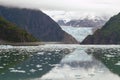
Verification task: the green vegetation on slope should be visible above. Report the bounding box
[81,13,120,44]
[0,16,38,42]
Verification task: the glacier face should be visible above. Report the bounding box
[60,26,93,42]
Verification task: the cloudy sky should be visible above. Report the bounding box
[0,0,120,20]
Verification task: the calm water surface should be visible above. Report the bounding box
[0,44,120,80]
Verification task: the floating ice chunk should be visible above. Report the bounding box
[10,69,26,73]
[0,45,13,49]
[39,68,43,71]
[9,68,15,70]
[30,69,36,73]
[105,54,114,58]
[37,52,44,55]
[36,65,42,68]
[0,66,3,69]
[115,61,120,65]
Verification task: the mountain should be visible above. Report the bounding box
[0,5,78,44]
[57,17,107,27]
[81,13,120,44]
[0,16,37,42]
[43,11,108,27]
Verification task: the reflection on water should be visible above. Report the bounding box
[0,45,120,80]
[86,48,120,76]
[0,46,70,80]
[41,48,120,80]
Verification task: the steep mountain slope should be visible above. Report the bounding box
[0,16,37,42]
[81,13,120,44]
[0,5,78,43]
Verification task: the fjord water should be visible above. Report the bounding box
[0,45,120,80]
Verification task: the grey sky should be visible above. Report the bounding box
[0,0,120,15]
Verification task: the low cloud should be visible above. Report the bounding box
[0,0,120,15]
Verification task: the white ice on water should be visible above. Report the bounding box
[115,61,120,65]
[37,46,120,80]
[0,44,120,80]
[0,45,13,49]
[0,44,120,52]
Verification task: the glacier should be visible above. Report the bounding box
[60,26,93,42]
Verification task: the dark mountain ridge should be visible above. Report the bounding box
[0,5,78,44]
[81,13,120,44]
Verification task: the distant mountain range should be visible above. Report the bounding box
[57,17,108,27]
[81,13,120,44]
[0,5,78,44]
[43,11,109,28]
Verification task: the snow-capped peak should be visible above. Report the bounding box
[43,10,110,22]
